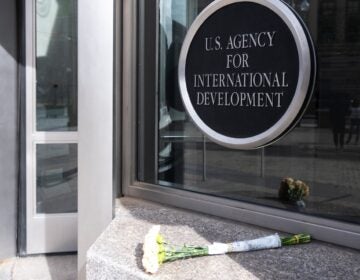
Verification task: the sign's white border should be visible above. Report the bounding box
[178,0,312,149]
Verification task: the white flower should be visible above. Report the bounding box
[142,225,161,274]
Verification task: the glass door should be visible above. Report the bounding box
[25,0,78,254]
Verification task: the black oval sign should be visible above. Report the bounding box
[179,0,316,149]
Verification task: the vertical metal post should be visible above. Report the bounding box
[202,135,206,181]
[261,148,265,177]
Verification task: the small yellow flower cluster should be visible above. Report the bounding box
[278,177,310,202]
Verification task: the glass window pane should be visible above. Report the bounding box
[36,0,77,131]
[138,0,360,225]
[36,144,77,214]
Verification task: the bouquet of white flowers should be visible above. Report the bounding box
[142,225,311,274]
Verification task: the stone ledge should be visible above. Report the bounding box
[86,197,360,280]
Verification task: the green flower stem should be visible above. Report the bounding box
[159,234,311,265]
[163,245,209,263]
[281,234,311,246]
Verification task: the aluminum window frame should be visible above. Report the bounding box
[121,0,360,250]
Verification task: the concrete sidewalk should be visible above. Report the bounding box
[0,254,77,280]
[2,198,359,280]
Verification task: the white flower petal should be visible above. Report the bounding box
[142,225,161,274]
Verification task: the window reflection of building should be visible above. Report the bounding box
[36,0,77,131]
[315,0,360,129]
[150,0,360,225]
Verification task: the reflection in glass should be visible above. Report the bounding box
[36,0,77,131]
[36,144,77,213]
[138,0,360,225]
